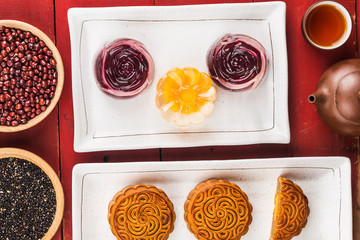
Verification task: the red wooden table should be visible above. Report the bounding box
[0,0,359,239]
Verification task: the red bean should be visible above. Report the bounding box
[0,26,58,126]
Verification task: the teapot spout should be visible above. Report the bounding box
[308,90,326,105]
[308,94,317,104]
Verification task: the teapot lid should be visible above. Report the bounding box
[336,71,360,123]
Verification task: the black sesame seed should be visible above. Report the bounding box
[0,157,56,240]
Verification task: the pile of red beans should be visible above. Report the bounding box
[0,26,58,127]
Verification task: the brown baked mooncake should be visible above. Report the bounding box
[108,184,176,240]
[270,177,310,240]
[184,179,252,240]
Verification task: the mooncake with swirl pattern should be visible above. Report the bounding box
[270,177,310,240]
[108,184,175,240]
[184,179,252,240]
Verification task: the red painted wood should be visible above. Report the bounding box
[0,0,55,38]
[0,0,358,239]
[55,1,158,239]
[155,0,250,5]
[0,0,62,239]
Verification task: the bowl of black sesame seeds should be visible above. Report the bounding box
[0,20,64,132]
[0,148,64,240]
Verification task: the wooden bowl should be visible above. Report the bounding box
[0,148,64,240]
[0,20,64,132]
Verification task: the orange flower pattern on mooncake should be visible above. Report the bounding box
[108,185,175,240]
[184,179,252,240]
[270,177,310,240]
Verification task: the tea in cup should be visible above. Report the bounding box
[302,1,352,50]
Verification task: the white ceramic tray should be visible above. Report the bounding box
[68,2,289,152]
[72,157,352,240]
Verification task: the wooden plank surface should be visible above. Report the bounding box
[0,0,357,239]
[0,0,62,239]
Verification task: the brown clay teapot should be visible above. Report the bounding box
[308,58,360,136]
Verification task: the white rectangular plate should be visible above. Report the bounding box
[72,157,352,240]
[68,2,289,152]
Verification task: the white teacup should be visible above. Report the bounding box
[302,1,352,50]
